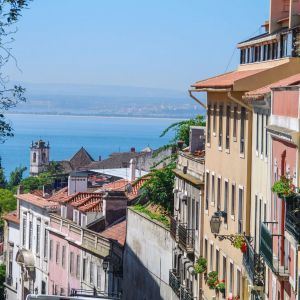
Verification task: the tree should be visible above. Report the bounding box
[7,165,26,189]
[0,188,16,229]
[0,0,32,142]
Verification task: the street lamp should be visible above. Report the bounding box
[210,214,221,235]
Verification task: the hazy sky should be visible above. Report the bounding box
[5,0,269,90]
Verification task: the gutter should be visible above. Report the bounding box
[227,91,253,111]
[188,89,207,110]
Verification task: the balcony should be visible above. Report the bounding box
[180,286,194,300]
[243,237,264,287]
[260,223,289,280]
[284,194,300,241]
[6,276,12,286]
[178,224,195,253]
[170,216,178,242]
[169,269,180,296]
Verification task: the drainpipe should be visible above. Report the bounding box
[188,90,207,110]
[227,91,253,112]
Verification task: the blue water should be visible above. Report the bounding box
[0,114,180,177]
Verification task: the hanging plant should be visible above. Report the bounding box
[232,235,245,249]
[215,280,226,292]
[241,242,247,253]
[206,271,218,289]
[272,175,295,198]
[194,257,207,274]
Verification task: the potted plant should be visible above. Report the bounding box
[232,235,247,253]
[206,271,218,290]
[194,257,207,274]
[272,175,295,198]
[215,280,225,292]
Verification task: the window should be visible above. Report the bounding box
[90,262,94,284]
[36,222,41,255]
[83,258,87,281]
[213,104,217,133]
[215,248,220,273]
[196,201,199,231]
[240,107,246,154]
[261,115,264,155]
[226,106,230,149]
[41,281,46,295]
[236,269,241,297]
[272,42,278,59]
[81,215,87,227]
[211,174,215,204]
[207,105,211,143]
[69,252,74,275]
[204,239,208,259]
[238,188,243,233]
[229,262,234,294]
[49,240,53,261]
[219,105,223,147]
[29,221,33,250]
[231,184,235,216]
[33,152,36,163]
[76,255,80,279]
[222,256,227,290]
[210,244,214,271]
[254,195,258,240]
[22,214,27,246]
[97,266,101,288]
[44,228,48,259]
[256,114,259,152]
[62,246,66,268]
[265,115,268,157]
[284,239,290,270]
[205,173,209,210]
[224,181,228,224]
[61,206,67,218]
[233,107,237,139]
[56,243,60,264]
[217,177,221,211]
[73,210,79,224]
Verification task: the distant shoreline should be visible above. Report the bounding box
[7,112,188,120]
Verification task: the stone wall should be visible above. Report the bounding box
[122,208,178,300]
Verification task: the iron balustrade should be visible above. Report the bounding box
[284,194,300,242]
[260,222,289,278]
[178,224,195,253]
[243,236,264,287]
[169,269,180,296]
[170,216,178,242]
[70,288,121,299]
[180,285,194,300]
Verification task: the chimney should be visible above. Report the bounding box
[129,158,136,182]
[68,173,88,196]
[130,147,136,153]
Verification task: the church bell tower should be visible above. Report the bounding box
[30,140,50,176]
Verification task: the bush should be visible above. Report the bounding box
[194,257,207,274]
[272,175,295,197]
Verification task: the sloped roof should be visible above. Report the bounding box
[18,194,58,210]
[3,210,20,224]
[126,176,150,201]
[244,73,300,100]
[69,147,94,169]
[192,69,264,89]
[87,152,139,169]
[101,219,127,246]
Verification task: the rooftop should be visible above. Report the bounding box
[2,210,20,224]
[18,193,58,210]
[90,168,148,180]
[101,219,127,247]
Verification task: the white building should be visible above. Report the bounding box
[30,140,50,176]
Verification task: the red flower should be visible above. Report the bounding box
[241,242,247,253]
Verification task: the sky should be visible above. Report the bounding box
[4,0,269,91]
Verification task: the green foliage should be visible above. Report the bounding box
[133,204,170,227]
[160,115,206,148]
[0,167,6,188]
[0,264,5,300]
[194,257,207,274]
[0,188,16,229]
[140,165,175,212]
[45,161,63,176]
[206,271,218,289]
[272,175,295,197]
[232,235,245,249]
[7,166,26,189]
[215,280,225,292]
[20,172,54,193]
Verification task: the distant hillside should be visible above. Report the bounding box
[11,83,206,118]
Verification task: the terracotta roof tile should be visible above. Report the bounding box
[126,176,150,201]
[2,210,20,224]
[49,187,70,202]
[244,73,300,100]
[101,179,129,192]
[192,69,264,89]
[18,194,58,210]
[101,220,127,246]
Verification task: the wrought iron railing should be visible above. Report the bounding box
[243,236,264,287]
[70,288,121,299]
[169,269,180,296]
[178,224,195,253]
[170,216,178,242]
[284,194,300,242]
[180,285,194,300]
[260,222,289,278]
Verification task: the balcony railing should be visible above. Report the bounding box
[243,236,264,287]
[178,224,195,253]
[169,269,180,296]
[284,194,300,242]
[170,216,178,242]
[180,285,194,300]
[6,276,12,286]
[260,222,289,279]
